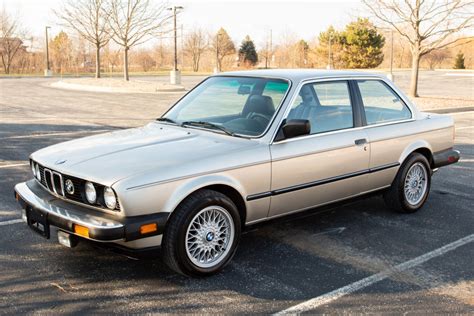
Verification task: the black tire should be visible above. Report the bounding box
[162,189,241,277]
[383,153,431,213]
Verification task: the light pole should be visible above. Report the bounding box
[327,32,332,70]
[44,26,52,77]
[167,6,183,84]
[215,32,220,73]
[389,29,394,81]
[269,29,272,69]
[379,27,395,81]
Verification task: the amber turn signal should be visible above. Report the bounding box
[74,224,90,238]
[140,223,157,235]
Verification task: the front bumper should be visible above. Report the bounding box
[14,180,169,242]
[432,148,460,168]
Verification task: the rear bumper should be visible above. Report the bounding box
[432,148,460,168]
[14,180,169,242]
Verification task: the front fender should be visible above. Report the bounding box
[160,174,248,216]
[115,172,250,217]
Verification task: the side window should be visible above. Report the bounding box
[357,80,411,125]
[288,81,353,134]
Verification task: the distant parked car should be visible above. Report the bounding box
[15,69,460,276]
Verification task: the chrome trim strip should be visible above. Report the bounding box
[246,162,400,201]
[52,171,65,196]
[44,168,52,191]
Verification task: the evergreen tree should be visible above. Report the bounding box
[453,52,465,69]
[239,35,258,67]
[341,18,385,68]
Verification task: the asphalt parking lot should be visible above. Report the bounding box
[0,74,473,313]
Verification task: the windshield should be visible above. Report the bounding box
[162,76,290,137]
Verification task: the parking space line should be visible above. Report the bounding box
[0,218,23,226]
[0,163,28,169]
[275,233,474,315]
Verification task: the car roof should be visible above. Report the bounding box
[214,69,386,82]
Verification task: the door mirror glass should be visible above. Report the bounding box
[276,119,311,141]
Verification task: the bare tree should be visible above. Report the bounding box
[259,30,273,69]
[184,28,207,72]
[0,8,27,74]
[424,49,448,70]
[109,0,169,81]
[103,44,121,73]
[363,0,473,97]
[56,0,111,78]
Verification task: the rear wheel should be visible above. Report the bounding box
[383,153,431,213]
[162,189,241,276]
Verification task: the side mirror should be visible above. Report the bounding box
[275,119,311,141]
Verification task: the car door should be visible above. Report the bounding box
[268,80,371,217]
[354,79,415,191]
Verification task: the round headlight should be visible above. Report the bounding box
[103,187,117,209]
[85,182,97,204]
[35,163,41,181]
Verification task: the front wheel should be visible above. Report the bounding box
[383,153,431,213]
[162,189,241,276]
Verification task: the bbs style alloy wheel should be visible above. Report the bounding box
[162,189,241,276]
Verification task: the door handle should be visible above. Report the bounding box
[354,138,367,146]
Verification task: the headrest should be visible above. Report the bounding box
[242,95,275,116]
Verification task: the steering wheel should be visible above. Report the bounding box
[247,112,270,125]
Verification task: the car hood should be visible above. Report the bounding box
[32,122,260,186]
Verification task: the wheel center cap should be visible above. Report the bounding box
[412,180,418,188]
[206,232,214,242]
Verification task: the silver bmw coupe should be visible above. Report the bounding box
[15,70,460,276]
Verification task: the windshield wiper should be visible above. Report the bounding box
[181,121,236,137]
[156,117,178,125]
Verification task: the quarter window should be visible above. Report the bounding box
[357,80,411,125]
[288,81,353,134]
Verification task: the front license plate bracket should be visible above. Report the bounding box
[27,206,50,239]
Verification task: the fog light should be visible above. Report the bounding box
[58,231,78,248]
[74,224,90,238]
[140,223,157,235]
